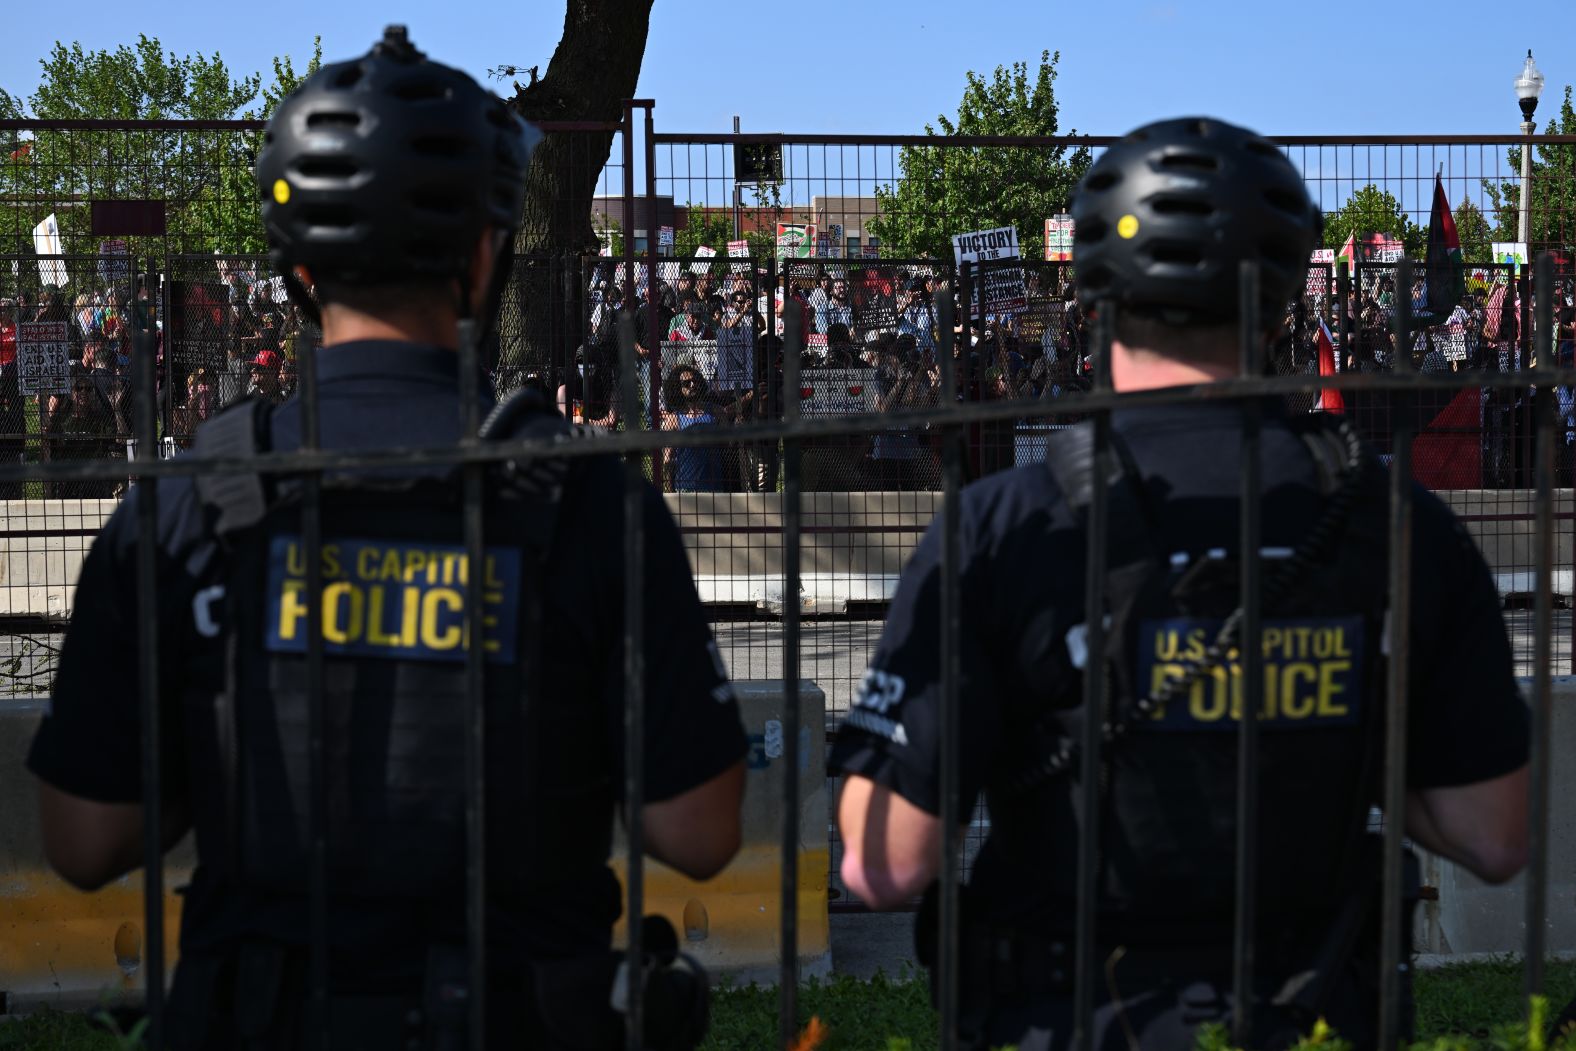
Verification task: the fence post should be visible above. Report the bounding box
[134,253,166,1051]
[779,298,804,1045]
[936,278,962,1051]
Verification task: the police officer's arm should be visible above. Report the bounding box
[837,776,945,910]
[1405,768,1529,884]
[612,476,748,882]
[34,786,189,892]
[831,500,1002,910]
[640,761,746,880]
[1402,492,1533,885]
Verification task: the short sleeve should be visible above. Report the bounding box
[27,483,200,805]
[621,482,747,802]
[829,510,1004,817]
[1405,491,1530,788]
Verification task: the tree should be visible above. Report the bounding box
[1453,199,1493,264]
[1321,184,1424,257]
[499,0,656,370]
[867,51,1092,262]
[0,36,320,256]
[1483,85,1576,256]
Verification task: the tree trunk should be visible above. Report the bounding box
[499,0,653,380]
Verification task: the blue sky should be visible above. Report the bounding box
[4,0,1572,138]
[3,1,1574,225]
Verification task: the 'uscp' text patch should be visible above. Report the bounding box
[265,536,522,663]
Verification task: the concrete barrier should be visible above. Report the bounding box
[610,680,831,985]
[0,679,828,1009]
[1414,676,1576,959]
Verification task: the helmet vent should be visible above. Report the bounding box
[295,157,359,179]
[302,205,355,229]
[390,78,449,102]
[307,111,361,130]
[410,189,465,215]
[1084,170,1121,192]
[1147,243,1204,266]
[1151,197,1213,217]
[1158,152,1219,172]
[411,134,470,158]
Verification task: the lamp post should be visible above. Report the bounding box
[1515,50,1545,250]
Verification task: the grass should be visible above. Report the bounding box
[4,961,1576,1050]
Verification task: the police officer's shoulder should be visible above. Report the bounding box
[954,463,1073,554]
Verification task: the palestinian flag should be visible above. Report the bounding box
[1315,320,1344,414]
[1423,175,1465,322]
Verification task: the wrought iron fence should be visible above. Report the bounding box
[2,110,1575,1048]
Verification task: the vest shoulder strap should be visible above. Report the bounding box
[192,398,274,540]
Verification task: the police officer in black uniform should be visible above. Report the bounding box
[832,117,1530,1050]
[29,28,746,1049]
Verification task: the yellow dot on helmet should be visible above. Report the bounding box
[272,179,291,205]
[1117,215,1140,240]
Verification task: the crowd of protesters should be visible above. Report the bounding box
[534,254,1576,492]
[2,252,1571,500]
[0,266,316,499]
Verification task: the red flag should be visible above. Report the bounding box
[1316,320,1344,414]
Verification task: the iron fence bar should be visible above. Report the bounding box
[621,103,637,355]
[1336,261,1349,373]
[458,315,489,1050]
[1378,258,1416,1050]
[10,360,1576,484]
[936,279,962,1051]
[779,298,805,1046]
[618,308,646,1051]
[1525,253,1557,1003]
[648,131,1576,148]
[133,256,165,1051]
[1073,300,1116,1050]
[1231,262,1264,1044]
[297,290,329,1049]
[643,102,661,482]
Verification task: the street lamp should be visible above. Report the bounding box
[1515,49,1545,248]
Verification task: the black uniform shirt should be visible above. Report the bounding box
[29,340,746,970]
[831,398,1529,929]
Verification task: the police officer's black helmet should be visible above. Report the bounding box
[1070,117,1322,326]
[255,26,541,290]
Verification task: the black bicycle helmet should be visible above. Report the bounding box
[255,25,540,290]
[1070,117,1321,325]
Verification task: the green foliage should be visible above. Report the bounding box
[1483,86,1576,253]
[0,35,322,255]
[1455,200,1495,265]
[868,50,1091,261]
[701,970,938,1050]
[1322,184,1425,256]
[674,208,732,259]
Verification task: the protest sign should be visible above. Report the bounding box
[816,234,831,256]
[170,280,233,378]
[727,239,752,274]
[864,237,881,260]
[1439,323,1470,363]
[33,214,67,289]
[16,321,70,396]
[691,245,717,274]
[98,240,130,288]
[850,267,898,337]
[776,223,816,260]
[800,367,878,416]
[658,226,674,249]
[829,224,844,259]
[1491,242,1528,270]
[953,226,1027,318]
[1043,215,1074,262]
[1309,249,1335,266]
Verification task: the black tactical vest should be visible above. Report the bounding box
[183,396,612,903]
[1002,413,1391,931]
